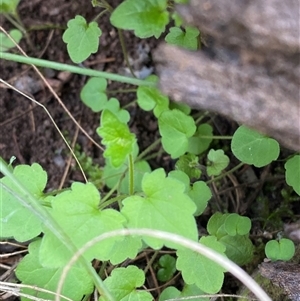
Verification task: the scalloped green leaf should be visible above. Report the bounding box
[97,110,136,168]
[121,168,198,249]
[137,75,169,117]
[99,266,153,301]
[176,236,226,294]
[105,98,130,123]
[110,0,169,38]
[159,109,196,158]
[16,239,93,301]
[62,15,101,63]
[224,213,251,236]
[39,182,127,267]
[206,149,229,176]
[80,77,107,112]
[265,238,295,261]
[0,29,22,52]
[285,155,300,196]
[0,163,47,242]
[165,26,200,50]
[231,125,280,167]
[157,254,176,282]
[187,123,213,155]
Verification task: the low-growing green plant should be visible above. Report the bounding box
[1,0,299,300]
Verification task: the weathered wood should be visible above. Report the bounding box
[154,0,300,151]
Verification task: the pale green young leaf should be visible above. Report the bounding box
[62,15,101,63]
[165,26,200,50]
[99,266,153,301]
[265,238,295,261]
[231,125,280,167]
[284,155,300,195]
[0,0,20,14]
[187,123,213,155]
[110,0,169,38]
[105,98,130,123]
[0,163,47,242]
[80,77,107,112]
[169,101,191,115]
[137,75,169,117]
[206,149,229,176]
[121,168,198,249]
[159,109,196,158]
[16,239,93,301]
[176,236,226,293]
[175,153,201,179]
[0,29,22,52]
[207,212,228,238]
[168,170,190,192]
[224,213,251,236]
[39,182,127,267]
[188,181,212,216]
[171,12,184,27]
[97,110,136,168]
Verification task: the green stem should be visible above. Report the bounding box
[206,162,244,184]
[199,135,233,140]
[0,159,115,301]
[128,153,135,195]
[0,52,156,87]
[92,9,108,22]
[136,138,162,161]
[3,13,26,34]
[99,195,127,211]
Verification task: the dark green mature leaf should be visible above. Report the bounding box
[121,168,198,249]
[0,163,47,241]
[285,155,300,195]
[231,125,280,167]
[157,254,176,282]
[110,0,169,38]
[63,15,101,63]
[16,239,93,301]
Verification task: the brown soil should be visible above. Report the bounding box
[0,1,299,301]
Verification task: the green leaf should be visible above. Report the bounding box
[99,266,153,301]
[0,163,47,242]
[121,168,198,249]
[105,98,130,123]
[219,235,253,265]
[39,182,127,267]
[157,254,176,282]
[159,109,196,158]
[285,155,300,195]
[0,0,20,14]
[165,26,200,50]
[187,123,213,155]
[110,0,169,38]
[231,125,280,167]
[0,29,22,52]
[97,110,136,168]
[168,170,190,192]
[175,153,201,179]
[176,236,226,294]
[80,77,107,112]
[224,213,251,236]
[16,239,93,301]
[137,75,169,117]
[206,149,229,176]
[188,181,212,216]
[265,238,295,261]
[207,212,228,238]
[62,15,101,63]
[169,101,191,115]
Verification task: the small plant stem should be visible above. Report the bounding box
[92,9,108,22]
[117,28,136,78]
[206,162,244,184]
[4,13,26,34]
[199,135,233,140]
[0,52,157,87]
[99,195,127,211]
[100,182,120,205]
[144,250,159,274]
[136,138,162,161]
[123,99,137,109]
[128,153,135,195]
[194,111,210,124]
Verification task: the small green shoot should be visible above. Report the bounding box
[231,125,280,167]
[265,238,295,261]
[110,0,169,38]
[284,155,300,195]
[165,26,200,50]
[63,15,102,63]
[0,29,22,51]
[157,254,176,282]
[175,153,201,179]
